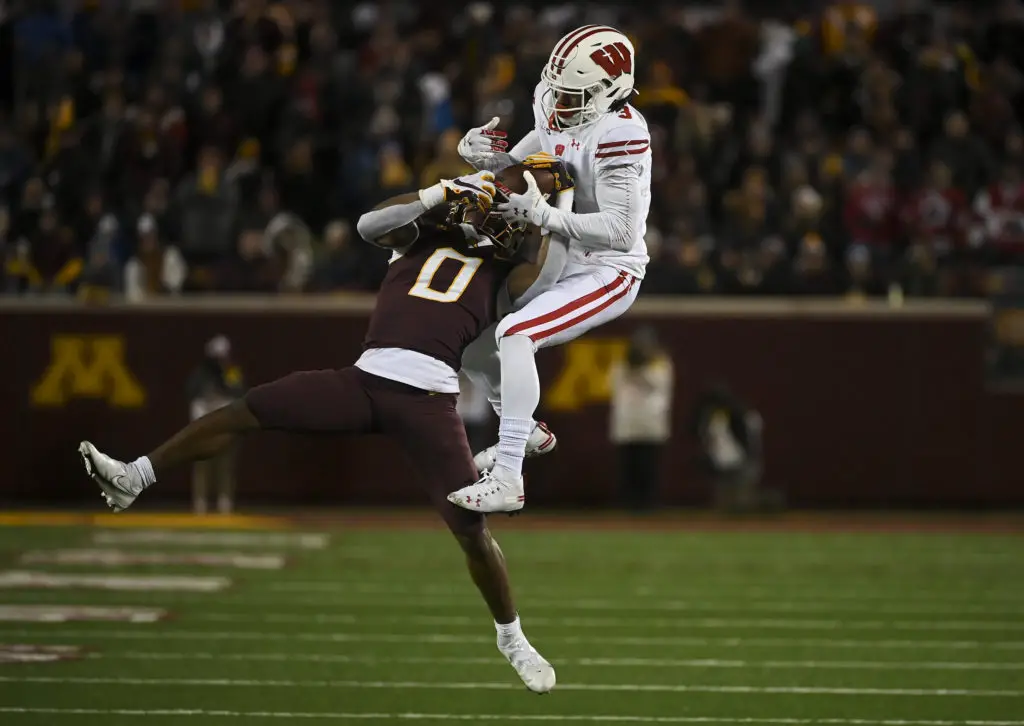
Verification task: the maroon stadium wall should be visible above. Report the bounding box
[1,297,1019,509]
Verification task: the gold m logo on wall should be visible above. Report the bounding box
[31,335,146,408]
[546,338,628,411]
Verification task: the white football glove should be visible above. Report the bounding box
[497,171,551,227]
[457,117,509,169]
[420,170,497,212]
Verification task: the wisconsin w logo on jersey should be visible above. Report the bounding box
[590,42,632,77]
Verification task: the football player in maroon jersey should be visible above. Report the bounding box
[78,162,571,694]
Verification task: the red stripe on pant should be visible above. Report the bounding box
[505,273,635,342]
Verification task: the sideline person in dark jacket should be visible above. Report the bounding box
[186,335,246,515]
[691,382,783,513]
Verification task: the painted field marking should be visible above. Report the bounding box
[251,578,1024,605]
[0,709,1022,725]
[19,549,286,570]
[0,513,288,529]
[2,628,1020,650]
[626,586,1024,604]
[1,675,1023,697]
[195,611,1024,632]
[22,591,1024,619]
[0,571,230,592]
[92,530,329,549]
[333,551,1024,567]
[244,589,1024,617]
[103,651,1024,671]
[0,645,83,664]
[0,606,167,623]
[262,578,1024,602]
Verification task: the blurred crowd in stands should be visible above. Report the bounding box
[2,0,1024,301]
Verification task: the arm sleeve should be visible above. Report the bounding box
[538,124,650,252]
[356,201,427,244]
[541,164,643,252]
[475,130,543,172]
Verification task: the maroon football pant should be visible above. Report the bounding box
[245,367,483,534]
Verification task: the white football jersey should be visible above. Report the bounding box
[530,81,651,278]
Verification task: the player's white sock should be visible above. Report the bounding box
[493,335,539,479]
[129,456,157,489]
[496,615,524,648]
[495,418,532,480]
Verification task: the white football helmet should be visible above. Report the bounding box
[540,25,636,130]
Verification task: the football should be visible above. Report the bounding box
[496,165,557,200]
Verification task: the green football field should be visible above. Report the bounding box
[0,515,1022,725]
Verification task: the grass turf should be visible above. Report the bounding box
[0,517,1021,725]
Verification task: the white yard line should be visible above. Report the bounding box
[18,550,286,570]
[105,651,1024,671]
[26,589,1022,617]
[194,612,1024,632]
[0,571,230,592]
[0,708,1022,724]
[0,605,167,623]
[258,588,1024,616]
[1,628,1019,650]
[91,531,329,549]
[1,676,1022,697]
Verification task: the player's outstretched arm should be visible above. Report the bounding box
[356,192,425,249]
[459,118,543,172]
[356,172,496,249]
[498,128,650,253]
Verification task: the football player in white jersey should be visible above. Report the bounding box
[447,25,652,514]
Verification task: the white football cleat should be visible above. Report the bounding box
[500,637,556,694]
[473,422,557,474]
[78,442,142,513]
[447,470,525,514]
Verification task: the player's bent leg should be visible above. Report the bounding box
[461,324,505,418]
[451,268,637,512]
[377,385,554,693]
[81,368,375,513]
[463,323,558,477]
[446,514,555,694]
[80,400,259,513]
[503,268,640,351]
[449,334,533,513]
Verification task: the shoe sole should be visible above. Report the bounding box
[78,442,131,513]
[500,652,555,694]
[78,442,95,477]
[447,496,524,516]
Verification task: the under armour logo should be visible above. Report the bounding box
[571,139,581,150]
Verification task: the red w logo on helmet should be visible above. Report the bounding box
[590,42,632,77]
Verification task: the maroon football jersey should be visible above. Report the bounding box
[363,224,514,372]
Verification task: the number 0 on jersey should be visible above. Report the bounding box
[408,248,484,304]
